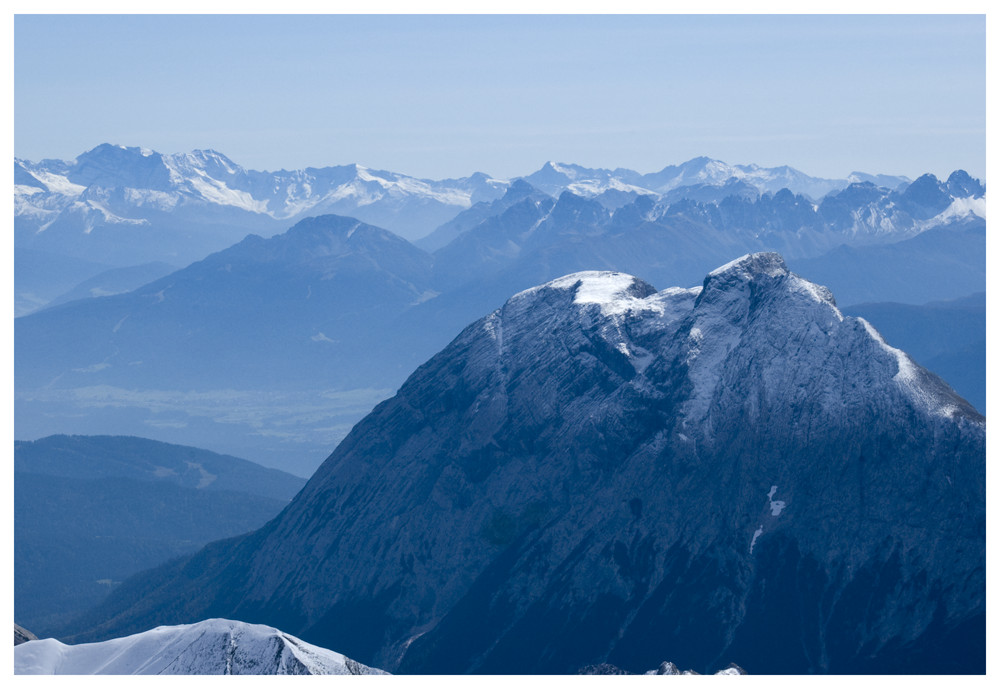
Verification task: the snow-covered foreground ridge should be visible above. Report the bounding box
[14,618,389,675]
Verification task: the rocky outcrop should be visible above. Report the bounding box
[15,624,37,646]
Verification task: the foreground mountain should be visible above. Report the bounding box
[67,255,984,674]
[15,619,387,675]
[15,435,307,635]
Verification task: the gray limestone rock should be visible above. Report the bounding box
[73,254,984,675]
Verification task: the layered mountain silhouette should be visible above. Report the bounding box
[16,163,985,474]
[15,435,306,635]
[16,214,434,392]
[65,256,985,674]
[15,144,507,261]
[14,145,930,307]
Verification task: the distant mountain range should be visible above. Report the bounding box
[520,157,911,203]
[15,146,982,315]
[15,144,923,281]
[15,144,507,269]
[64,257,984,674]
[16,162,984,474]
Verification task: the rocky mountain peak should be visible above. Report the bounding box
[704,250,789,283]
[70,143,172,190]
[945,169,985,198]
[695,252,836,316]
[503,177,540,200]
[57,255,986,675]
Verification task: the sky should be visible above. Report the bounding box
[13,12,987,182]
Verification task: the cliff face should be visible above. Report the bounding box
[76,254,985,674]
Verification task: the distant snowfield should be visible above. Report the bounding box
[926,195,986,225]
[14,618,388,675]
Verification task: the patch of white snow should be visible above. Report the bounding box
[767,485,786,516]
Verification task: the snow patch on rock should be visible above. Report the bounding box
[858,318,961,418]
[768,485,786,516]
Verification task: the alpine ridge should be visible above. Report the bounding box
[15,145,938,278]
[70,254,985,675]
[15,619,387,675]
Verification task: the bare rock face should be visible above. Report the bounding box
[77,253,985,674]
[15,624,37,646]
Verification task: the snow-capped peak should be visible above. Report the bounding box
[496,254,977,430]
[707,251,789,280]
[513,270,659,317]
[14,618,388,675]
[552,271,652,313]
[706,252,838,310]
[923,196,987,227]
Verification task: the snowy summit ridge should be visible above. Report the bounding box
[14,618,387,675]
[515,270,658,315]
[499,253,971,424]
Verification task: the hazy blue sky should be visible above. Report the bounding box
[14,14,985,181]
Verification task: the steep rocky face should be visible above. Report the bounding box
[75,254,984,674]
